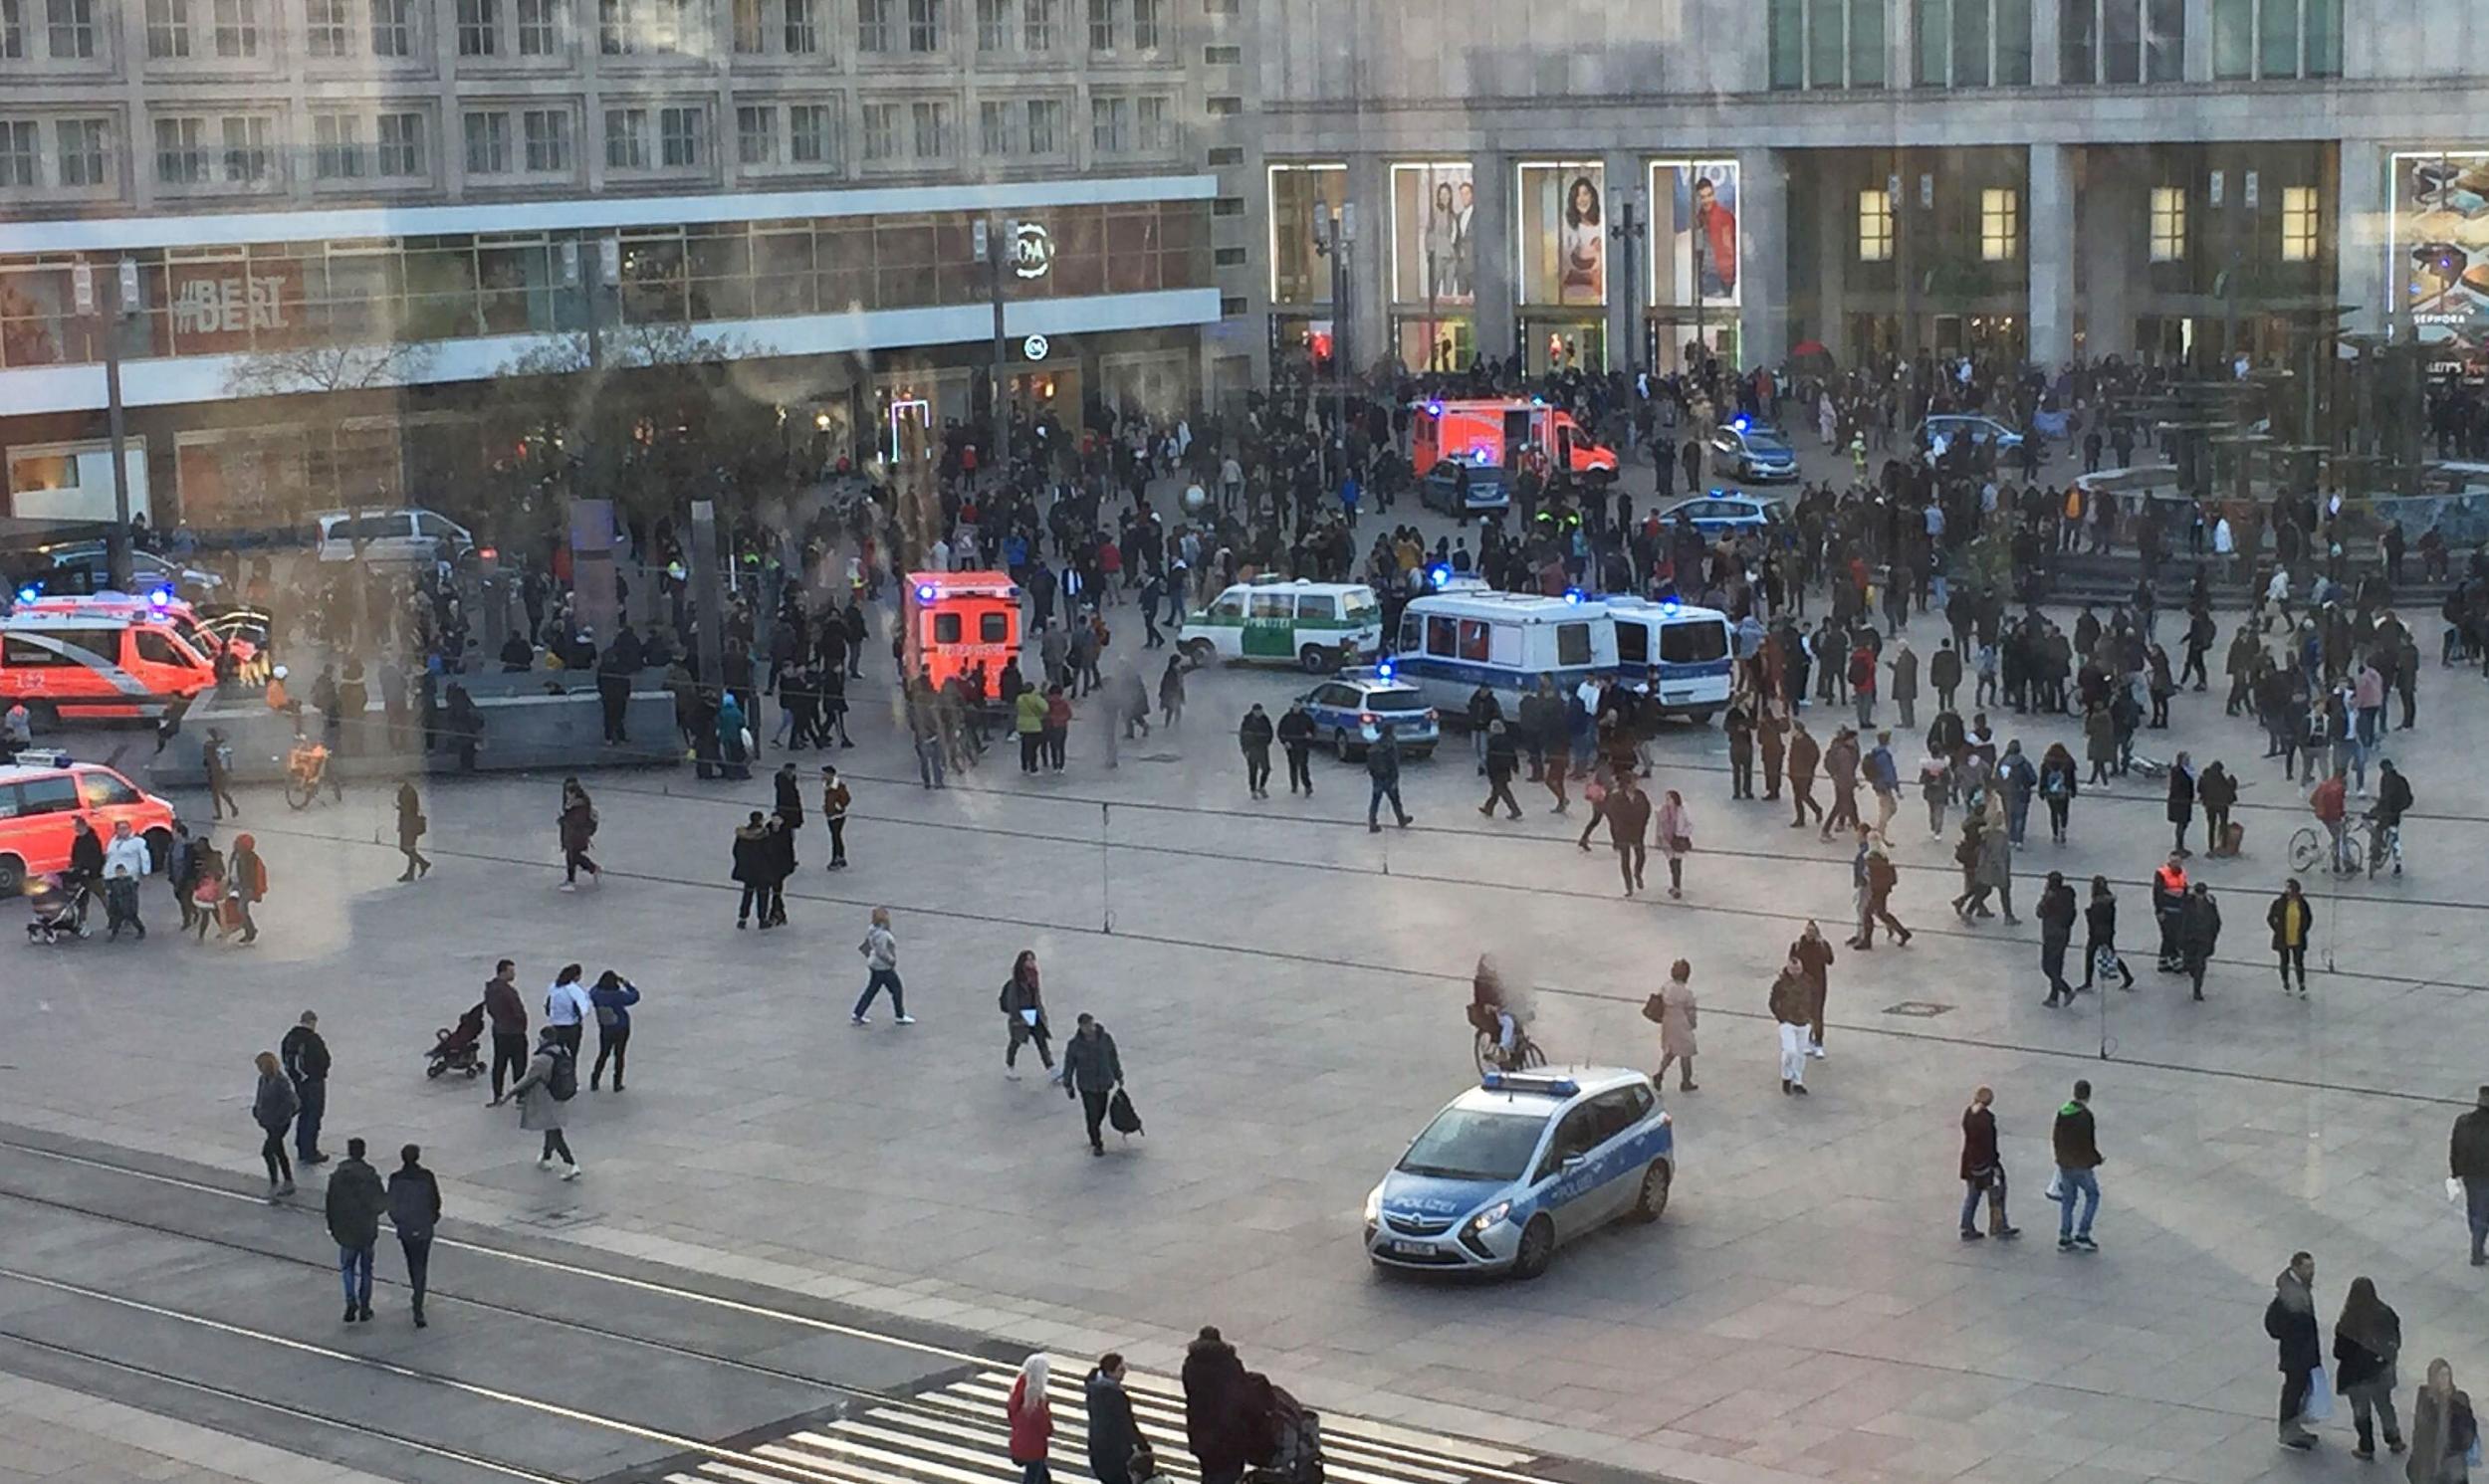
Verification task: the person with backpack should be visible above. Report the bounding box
[1060,1013,1124,1157]
[587,970,640,1091]
[496,1025,580,1179]
[1001,951,1054,1081]
[1085,1354,1142,1484]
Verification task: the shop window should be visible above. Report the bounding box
[1857,187,1893,262]
[1979,187,2019,262]
[2279,185,2319,263]
[2149,186,2185,262]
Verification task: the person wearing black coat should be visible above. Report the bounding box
[773,762,805,832]
[731,812,774,930]
[1059,1013,1124,1156]
[1181,1327,1257,1484]
[2180,882,2222,1001]
[1086,1355,1143,1484]
[386,1144,442,1328]
[2166,751,2197,855]
[2334,1276,2404,1458]
[2267,1253,2324,1449]
[324,1137,388,1324]
[1238,704,1274,799]
[2037,872,2079,1006]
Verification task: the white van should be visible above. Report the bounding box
[315,509,476,567]
[1388,590,1615,720]
[1177,578,1384,673]
[1606,597,1734,723]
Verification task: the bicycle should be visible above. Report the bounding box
[284,739,332,811]
[1472,1025,1547,1077]
[2288,820,2373,878]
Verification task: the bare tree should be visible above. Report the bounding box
[221,339,438,399]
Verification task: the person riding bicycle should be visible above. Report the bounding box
[286,730,342,803]
[1470,954,1522,1069]
[2367,757,2411,876]
[2310,765,2353,875]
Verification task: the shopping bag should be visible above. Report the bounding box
[2092,945,2122,981]
[1107,1088,1144,1136]
[2301,1368,2333,1423]
[2450,1176,2467,1204]
[2044,1171,2064,1202]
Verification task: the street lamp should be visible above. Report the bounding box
[73,258,138,589]
[1312,202,1355,488]
[1610,186,1647,377]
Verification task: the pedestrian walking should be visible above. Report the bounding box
[587,970,639,1091]
[1724,699,1756,798]
[1606,773,1651,895]
[203,727,240,820]
[2201,759,2239,856]
[1276,699,1315,795]
[1653,788,1692,899]
[1851,834,1910,948]
[2269,878,2313,995]
[557,777,601,891]
[1085,1354,1142,1484]
[225,831,267,945]
[101,820,148,941]
[2449,1086,2489,1267]
[1007,1353,1053,1484]
[1478,721,1522,819]
[2078,876,2135,991]
[1365,724,1412,832]
[1001,950,1055,1080]
[2050,1079,2103,1251]
[1060,1012,1125,1156]
[1239,704,1273,799]
[773,760,804,833]
[324,1137,387,1324]
[2038,742,2078,844]
[1043,685,1071,770]
[1786,720,1823,827]
[852,907,912,1024]
[2336,1276,2405,1460]
[2408,1360,2476,1484]
[1792,920,1835,1058]
[541,963,591,1055]
[1978,797,2018,922]
[1652,958,1697,1092]
[2166,750,2197,855]
[250,1051,298,1199]
[1016,683,1047,772]
[395,780,432,881]
[496,1026,580,1178]
[2038,870,2078,1005]
[1158,655,1186,730]
[385,1143,440,1328]
[2268,1251,2326,1450]
[1958,1086,2020,1239]
[281,1010,331,1166]
[821,764,850,869]
[2151,852,2188,970]
[1769,954,1812,1096]
[733,811,775,929]
[2181,881,2222,1000]
[483,958,529,1103]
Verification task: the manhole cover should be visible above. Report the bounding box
[1883,1000,1952,1017]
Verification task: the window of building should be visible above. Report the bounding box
[788,102,835,162]
[3,0,26,58]
[314,112,365,177]
[859,100,895,159]
[517,0,559,50]
[1026,96,1059,153]
[2149,184,2185,261]
[856,0,888,49]
[1212,194,1243,215]
[211,0,257,56]
[1090,94,1128,154]
[909,98,948,157]
[785,0,817,48]
[145,0,190,58]
[373,111,423,174]
[732,0,762,48]
[1086,0,1113,50]
[1136,93,1169,150]
[45,0,94,55]
[978,99,1016,155]
[1979,186,2019,261]
[466,108,512,172]
[2211,0,2339,79]
[1130,0,1156,47]
[369,0,413,56]
[2063,0,2182,83]
[220,115,272,181]
[1206,143,1241,164]
[1220,293,1246,315]
[522,106,569,169]
[153,115,206,181]
[1214,245,1245,267]
[737,103,777,162]
[0,121,38,188]
[598,0,627,49]
[1021,0,1050,46]
[975,0,1003,49]
[1768,0,1885,90]
[905,0,938,50]
[2280,184,2319,262]
[1857,186,1893,261]
[457,0,495,53]
[1914,0,2031,86]
[307,0,348,53]
[659,104,701,165]
[56,117,108,185]
[1203,42,1237,62]
[603,106,647,168]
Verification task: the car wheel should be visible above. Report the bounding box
[1684,707,1718,728]
[143,828,173,872]
[1512,1214,1556,1280]
[1182,639,1217,668]
[1632,1160,1673,1223]
[0,854,24,898]
[1332,728,1354,760]
[1299,644,1331,675]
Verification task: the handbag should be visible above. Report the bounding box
[2300,1367,2333,1423]
[1669,835,1692,854]
[1641,993,1667,1024]
[2092,944,2122,980]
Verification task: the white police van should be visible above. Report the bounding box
[1386,587,1614,721]
[1365,1068,1675,1279]
[1605,596,1735,724]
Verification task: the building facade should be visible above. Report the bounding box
[0,0,1259,528]
[1247,0,2488,389]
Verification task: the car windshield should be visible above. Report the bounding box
[1746,433,1791,454]
[1397,1108,1547,1182]
[1366,687,1427,713]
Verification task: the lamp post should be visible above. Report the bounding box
[1312,202,1355,489]
[1610,187,1646,377]
[976,214,1016,479]
[74,258,137,589]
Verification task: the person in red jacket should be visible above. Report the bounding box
[1007,1352,1053,1484]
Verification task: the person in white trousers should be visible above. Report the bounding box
[1769,956,1812,1096]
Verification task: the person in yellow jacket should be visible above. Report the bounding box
[1014,684,1047,774]
[2267,877,2313,996]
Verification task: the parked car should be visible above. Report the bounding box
[0,760,177,896]
[1655,492,1787,534]
[1706,421,1800,483]
[1919,414,2026,458]
[314,509,477,567]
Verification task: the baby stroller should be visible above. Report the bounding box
[25,875,89,944]
[425,1002,486,1079]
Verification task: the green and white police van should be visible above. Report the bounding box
[1177,577,1385,673]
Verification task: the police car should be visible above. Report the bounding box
[1364,1068,1674,1279]
[1656,492,1786,534]
[1706,420,1800,482]
[1297,666,1439,760]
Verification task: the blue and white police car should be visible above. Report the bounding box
[1363,1068,1674,1279]
[1298,666,1440,760]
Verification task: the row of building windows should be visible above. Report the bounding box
[0,92,1182,192]
[1772,0,2344,90]
[0,0,1178,63]
[1849,180,2322,263]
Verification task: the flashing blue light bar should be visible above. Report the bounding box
[1428,563,1452,589]
[1563,588,1584,605]
[16,586,38,603]
[148,586,173,606]
[1732,416,1749,432]
[1480,1072,1580,1096]
[1377,659,1396,679]
[1426,401,1443,417]
[1660,598,1682,616]
[915,584,936,602]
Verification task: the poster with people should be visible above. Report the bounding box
[1390,162,1475,307]
[1517,162,1605,307]
[1650,159,1740,308]
[2390,150,2489,348]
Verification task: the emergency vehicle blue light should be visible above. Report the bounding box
[16,586,36,603]
[1732,416,1749,431]
[916,583,935,602]
[1481,1072,1579,1096]
[1530,396,1546,407]
[1564,588,1583,605]
[1428,563,1452,589]
[1426,401,1443,417]
[1377,659,1395,679]
[1660,598,1681,616]
[148,587,173,606]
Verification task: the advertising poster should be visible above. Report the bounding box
[1516,162,1605,308]
[1390,161,1475,307]
[1649,159,1740,309]
[2391,151,2489,348]
[1267,161,1348,306]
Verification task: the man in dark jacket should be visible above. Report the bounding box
[2051,1080,2103,1252]
[324,1137,387,1323]
[483,958,529,1104]
[386,1144,442,1327]
[2180,882,2222,1001]
[1059,1013,1124,1157]
[2037,871,2079,1007]
[2265,1251,2323,1449]
[1238,704,1274,799]
[1182,1326,1256,1484]
[1086,1354,1142,1484]
[281,1011,332,1166]
[1958,1086,2018,1240]
[2450,1086,2489,1265]
[1275,701,1316,796]
[1364,725,1411,833]
[732,812,774,930]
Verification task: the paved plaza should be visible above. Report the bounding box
[9,474,2489,1484]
